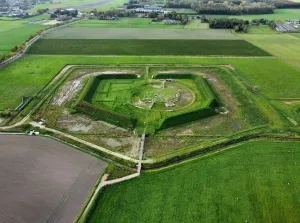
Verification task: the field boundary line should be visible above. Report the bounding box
[145,136,300,172]
[75,132,146,223]
[76,171,140,223]
[0,19,86,69]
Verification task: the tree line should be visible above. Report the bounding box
[90,9,135,19]
[206,17,277,32]
[163,0,300,12]
[192,2,274,15]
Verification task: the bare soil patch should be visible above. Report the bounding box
[0,135,107,223]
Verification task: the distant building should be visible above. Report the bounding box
[134,5,163,13]
[287,19,300,25]
[276,23,297,32]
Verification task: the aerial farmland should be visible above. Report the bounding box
[1,0,300,222]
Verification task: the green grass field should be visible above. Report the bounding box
[81,0,128,11]
[42,27,238,39]
[27,0,112,12]
[184,20,210,29]
[246,25,277,34]
[238,33,300,68]
[71,18,185,29]
[2,55,300,111]
[206,9,300,21]
[87,141,300,222]
[27,39,268,56]
[0,15,49,54]
[0,25,44,54]
[0,15,47,32]
[290,33,300,39]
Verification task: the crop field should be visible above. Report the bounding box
[0,24,43,54]
[0,15,48,54]
[238,33,300,68]
[42,27,238,39]
[290,33,300,39]
[27,39,269,56]
[184,20,210,29]
[80,0,128,11]
[87,141,300,222]
[27,0,115,12]
[246,25,277,34]
[71,18,185,29]
[0,135,107,223]
[3,55,300,113]
[206,9,300,21]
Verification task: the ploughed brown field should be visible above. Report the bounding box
[0,135,107,223]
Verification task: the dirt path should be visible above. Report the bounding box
[30,121,139,163]
[76,132,146,222]
[76,172,140,223]
[0,114,31,130]
[137,133,145,173]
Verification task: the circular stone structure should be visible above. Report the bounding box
[132,80,195,111]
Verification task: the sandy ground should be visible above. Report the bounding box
[0,135,107,223]
[43,20,62,26]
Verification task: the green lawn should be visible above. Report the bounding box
[1,55,299,111]
[27,39,267,56]
[238,33,300,68]
[87,141,300,223]
[206,9,300,21]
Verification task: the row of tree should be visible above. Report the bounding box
[272,0,300,8]
[90,9,135,19]
[192,2,275,15]
[208,18,248,28]
[163,0,300,12]
[150,11,189,24]
[206,17,279,33]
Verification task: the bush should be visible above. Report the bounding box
[0,111,11,117]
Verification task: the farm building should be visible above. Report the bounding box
[134,5,163,13]
[276,23,297,32]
